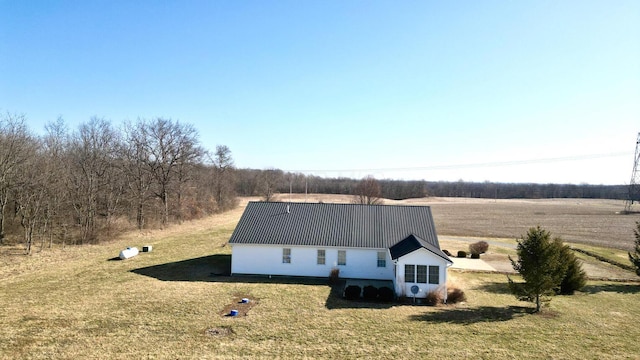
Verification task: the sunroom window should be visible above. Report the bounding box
[404,264,415,283]
[429,265,439,284]
[416,265,427,283]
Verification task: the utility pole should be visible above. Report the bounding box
[624,133,640,213]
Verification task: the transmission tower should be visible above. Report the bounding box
[624,132,640,213]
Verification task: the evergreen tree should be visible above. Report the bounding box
[557,241,587,295]
[629,222,640,276]
[508,226,568,312]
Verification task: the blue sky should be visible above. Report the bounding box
[1,1,639,184]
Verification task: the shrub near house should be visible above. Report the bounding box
[469,241,489,256]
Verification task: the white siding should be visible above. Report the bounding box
[394,248,449,299]
[231,244,394,280]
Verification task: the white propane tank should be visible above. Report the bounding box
[119,247,139,260]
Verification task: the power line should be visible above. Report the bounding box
[288,151,629,174]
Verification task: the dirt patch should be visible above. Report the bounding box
[220,293,258,317]
[534,309,560,318]
[204,326,234,337]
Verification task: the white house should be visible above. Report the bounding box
[228,201,452,299]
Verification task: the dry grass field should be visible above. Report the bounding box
[1,195,639,359]
[425,197,639,252]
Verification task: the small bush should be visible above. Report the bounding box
[344,285,361,300]
[469,241,489,255]
[362,286,378,301]
[457,250,467,258]
[443,249,452,256]
[446,287,467,304]
[424,289,443,306]
[470,253,480,259]
[329,268,340,285]
[378,287,394,302]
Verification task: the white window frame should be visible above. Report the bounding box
[317,249,326,265]
[404,264,415,283]
[282,248,291,264]
[416,265,427,283]
[337,250,346,266]
[428,265,439,284]
[377,251,386,267]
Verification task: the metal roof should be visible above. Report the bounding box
[389,234,453,263]
[229,202,448,255]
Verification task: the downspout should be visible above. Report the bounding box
[444,261,453,303]
[393,259,398,297]
[229,244,233,276]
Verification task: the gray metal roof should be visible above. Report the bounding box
[229,202,446,252]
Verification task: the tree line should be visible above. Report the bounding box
[233,169,629,201]
[0,113,236,253]
[2,111,630,254]
[234,170,431,200]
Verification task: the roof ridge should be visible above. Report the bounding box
[248,200,431,209]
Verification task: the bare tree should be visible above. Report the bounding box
[0,113,33,244]
[100,149,126,236]
[260,169,282,202]
[14,141,46,254]
[67,117,119,243]
[175,134,206,222]
[211,145,236,210]
[121,120,154,230]
[353,176,383,205]
[141,118,203,225]
[41,117,70,248]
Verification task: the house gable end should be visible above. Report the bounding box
[390,234,453,264]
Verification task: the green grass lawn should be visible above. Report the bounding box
[1,209,640,359]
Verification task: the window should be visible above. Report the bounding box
[337,250,346,266]
[377,251,386,267]
[404,264,415,283]
[429,265,439,284]
[405,264,435,284]
[282,248,291,264]
[317,249,326,265]
[416,265,427,283]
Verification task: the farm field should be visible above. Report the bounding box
[285,194,639,251]
[426,197,639,252]
[1,196,639,359]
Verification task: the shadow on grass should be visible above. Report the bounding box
[130,254,232,281]
[581,283,640,294]
[475,281,513,294]
[410,305,531,324]
[130,255,398,309]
